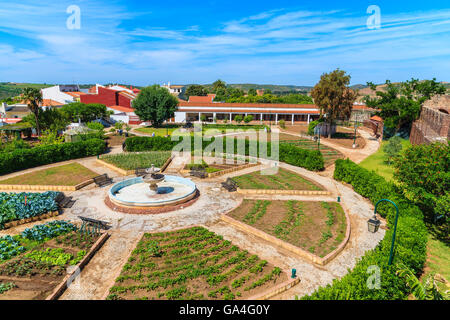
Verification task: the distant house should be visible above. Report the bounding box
[163,82,184,96]
[41,85,87,104]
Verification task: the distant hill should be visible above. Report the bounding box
[0,82,53,101]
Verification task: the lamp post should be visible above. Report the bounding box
[369,199,400,266]
[353,119,358,149]
[317,125,321,151]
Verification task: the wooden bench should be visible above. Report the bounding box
[55,192,76,209]
[78,216,110,235]
[135,168,148,177]
[93,174,113,187]
[190,168,208,179]
[221,178,238,192]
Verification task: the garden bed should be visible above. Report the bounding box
[228,200,348,259]
[231,168,324,191]
[0,221,104,300]
[98,151,173,175]
[0,163,98,187]
[107,226,287,300]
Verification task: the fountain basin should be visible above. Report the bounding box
[109,175,197,208]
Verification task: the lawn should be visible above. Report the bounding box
[229,200,347,258]
[231,168,323,191]
[100,151,172,170]
[0,163,98,186]
[359,138,411,181]
[107,227,286,300]
[135,127,180,137]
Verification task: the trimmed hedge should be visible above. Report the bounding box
[124,136,324,171]
[0,139,106,176]
[302,159,427,300]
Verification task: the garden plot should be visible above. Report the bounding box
[280,139,344,167]
[228,200,347,258]
[231,168,324,191]
[100,151,172,171]
[0,221,101,300]
[107,226,287,300]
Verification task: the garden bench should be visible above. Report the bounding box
[190,168,208,179]
[135,168,148,177]
[221,178,238,192]
[93,174,113,187]
[55,192,76,209]
[78,216,110,235]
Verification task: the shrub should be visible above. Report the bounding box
[279,119,286,129]
[244,115,253,124]
[308,120,320,136]
[86,122,104,131]
[303,159,427,300]
[0,139,106,175]
[234,115,243,124]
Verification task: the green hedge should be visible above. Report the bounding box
[302,159,427,300]
[124,136,324,171]
[0,139,106,175]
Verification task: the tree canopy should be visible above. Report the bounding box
[132,85,179,127]
[60,102,108,123]
[364,78,446,135]
[22,87,43,136]
[185,84,208,99]
[310,69,357,138]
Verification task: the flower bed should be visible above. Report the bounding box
[107,226,287,300]
[0,192,60,229]
[100,151,172,171]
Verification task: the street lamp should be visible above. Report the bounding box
[353,119,358,149]
[369,199,400,266]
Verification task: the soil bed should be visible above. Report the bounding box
[228,200,347,258]
[107,226,287,300]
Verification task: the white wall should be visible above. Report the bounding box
[41,86,75,104]
[175,112,186,123]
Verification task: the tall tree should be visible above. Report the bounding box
[212,79,227,93]
[133,85,179,127]
[364,79,446,135]
[185,85,208,99]
[248,88,257,96]
[311,69,357,138]
[22,87,43,136]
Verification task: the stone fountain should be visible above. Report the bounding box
[142,165,165,192]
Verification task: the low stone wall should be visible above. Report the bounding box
[96,155,174,176]
[221,205,351,266]
[237,189,331,196]
[2,211,59,230]
[0,179,93,192]
[46,232,110,300]
[181,163,260,178]
[248,276,301,300]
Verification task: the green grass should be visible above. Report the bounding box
[101,151,172,170]
[0,163,98,186]
[359,139,411,181]
[134,127,180,136]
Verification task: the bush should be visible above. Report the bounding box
[124,136,325,171]
[244,115,254,124]
[0,139,106,175]
[303,159,427,300]
[279,119,286,129]
[234,115,243,124]
[87,122,104,131]
[308,120,320,136]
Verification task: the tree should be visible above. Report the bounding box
[133,85,179,127]
[22,87,43,136]
[393,142,449,220]
[248,88,257,96]
[60,103,107,123]
[383,136,403,165]
[212,79,226,93]
[364,79,445,135]
[185,85,208,99]
[22,108,69,132]
[310,69,358,138]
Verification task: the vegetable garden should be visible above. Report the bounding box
[0,220,101,300]
[0,192,60,229]
[107,227,286,300]
[229,200,347,258]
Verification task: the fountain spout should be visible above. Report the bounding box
[143,165,165,193]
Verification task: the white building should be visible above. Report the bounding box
[162,82,184,95]
[41,85,85,104]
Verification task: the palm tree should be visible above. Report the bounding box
[22,87,43,136]
[397,264,449,300]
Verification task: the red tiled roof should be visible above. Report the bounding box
[353,105,376,111]
[179,101,317,109]
[371,116,383,122]
[177,108,320,115]
[42,99,62,107]
[107,105,135,113]
[65,91,87,98]
[188,95,216,103]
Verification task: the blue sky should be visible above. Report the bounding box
[0,0,449,86]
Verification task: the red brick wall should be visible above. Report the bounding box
[118,94,132,108]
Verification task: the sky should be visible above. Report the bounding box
[0,0,449,86]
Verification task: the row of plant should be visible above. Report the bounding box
[124,136,324,171]
[0,191,60,228]
[0,138,106,175]
[107,227,285,300]
[243,200,271,225]
[0,221,77,262]
[100,151,172,170]
[302,159,428,300]
[274,201,304,240]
